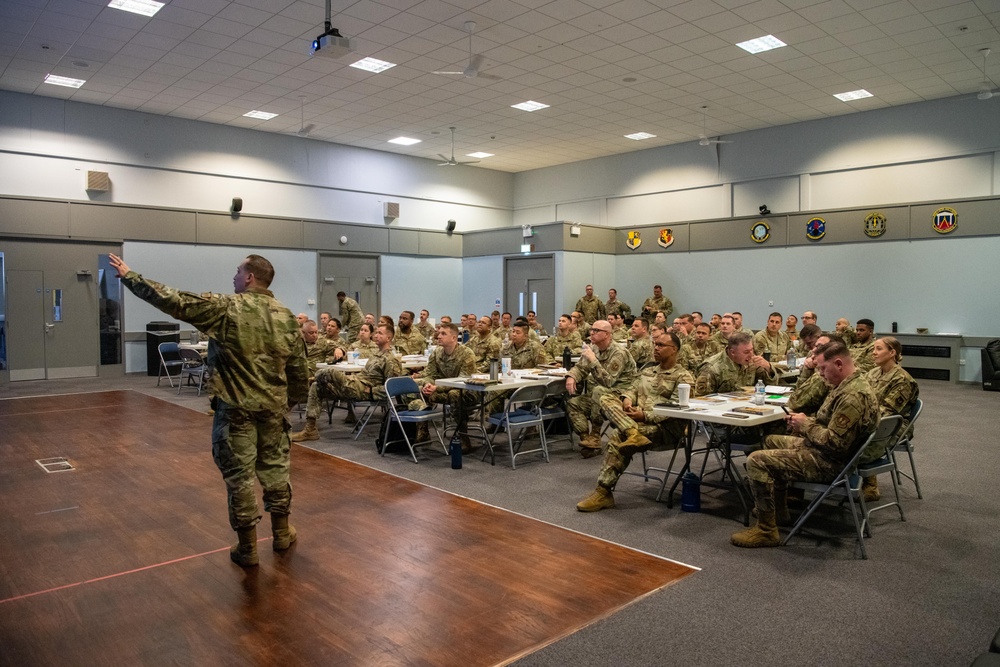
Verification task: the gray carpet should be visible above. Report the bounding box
[3,374,997,666]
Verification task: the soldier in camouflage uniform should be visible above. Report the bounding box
[753,312,792,359]
[679,322,722,376]
[500,323,549,369]
[860,336,919,501]
[565,320,638,458]
[415,309,435,339]
[347,323,379,359]
[609,313,630,342]
[492,311,514,343]
[604,288,632,320]
[835,318,858,346]
[413,323,478,451]
[110,253,309,568]
[850,318,877,374]
[577,331,693,511]
[527,310,548,337]
[468,316,502,373]
[301,320,327,374]
[575,284,605,324]
[545,314,584,361]
[641,284,672,319]
[291,323,402,442]
[695,332,776,396]
[785,330,833,416]
[627,317,654,367]
[710,314,736,347]
[572,311,592,342]
[394,310,427,356]
[323,319,347,363]
[732,340,879,548]
[336,292,364,343]
[317,312,332,341]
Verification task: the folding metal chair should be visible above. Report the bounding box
[483,383,549,468]
[540,377,574,448]
[176,347,207,395]
[891,398,924,499]
[156,342,184,387]
[382,377,446,463]
[783,415,903,560]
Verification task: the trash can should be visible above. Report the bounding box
[147,321,180,376]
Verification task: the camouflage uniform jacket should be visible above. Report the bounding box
[339,297,364,339]
[624,364,695,425]
[788,372,829,415]
[866,364,918,431]
[467,332,501,373]
[605,299,632,320]
[695,351,772,396]
[347,340,378,359]
[417,343,476,384]
[753,329,792,358]
[576,321,592,341]
[492,326,513,343]
[324,337,346,363]
[545,330,583,359]
[500,339,549,369]
[531,324,548,337]
[611,326,630,343]
[837,326,858,346]
[415,321,435,339]
[798,370,879,468]
[678,339,722,375]
[569,342,638,394]
[394,328,426,355]
[628,335,654,367]
[710,331,731,347]
[355,347,403,399]
[305,338,335,373]
[851,338,877,373]
[641,295,672,318]
[575,295,605,323]
[121,272,308,411]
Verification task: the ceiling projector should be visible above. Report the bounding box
[311,30,351,59]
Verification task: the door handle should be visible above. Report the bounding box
[45,322,56,332]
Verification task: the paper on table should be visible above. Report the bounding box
[765,385,791,394]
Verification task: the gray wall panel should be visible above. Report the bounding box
[0,198,69,237]
[70,204,197,242]
[463,228,522,257]
[527,224,562,252]
[197,213,302,248]
[388,228,419,255]
[561,225,615,254]
[304,221,389,254]
[419,230,462,257]
[910,199,1000,239]
[690,216,788,251]
[786,206,910,246]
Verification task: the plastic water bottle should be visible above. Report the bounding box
[449,432,463,469]
[754,379,766,405]
[786,347,796,370]
[681,472,701,512]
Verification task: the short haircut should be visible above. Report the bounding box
[682,313,693,323]
[320,311,331,318]
[336,291,346,298]
[359,323,373,335]
[633,317,648,330]
[881,336,903,361]
[440,322,460,336]
[727,331,753,350]
[560,313,572,321]
[502,311,511,318]
[527,310,536,316]
[302,319,317,328]
[857,318,875,329]
[609,288,617,295]
[721,315,735,324]
[377,323,394,339]
[798,323,822,340]
[815,339,850,361]
[403,310,415,319]
[381,316,395,331]
[732,311,742,317]
[695,322,711,331]
[769,311,782,319]
[692,311,702,317]
[330,318,342,328]
[654,284,662,289]
[244,254,274,287]
[513,322,529,334]
[663,331,681,349]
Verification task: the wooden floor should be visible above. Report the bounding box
[0,391,695,666]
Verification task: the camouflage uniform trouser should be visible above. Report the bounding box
[306,368,369,419]
[597,419,687,491]
[211,400,292,531]
[411,387,477,428]
[745,434,840,513]
[567,385,618,435]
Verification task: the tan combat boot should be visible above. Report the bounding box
[230,526,259,567]
[618,428,652,457]
[576,487,615,512]
[862,476,880,502]
[271,513,297,551]
[731,511,780,548]
[289,417,320,442]
[416,423,430,443]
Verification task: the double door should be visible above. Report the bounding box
[504,255,555,330]
[318,254,379,322]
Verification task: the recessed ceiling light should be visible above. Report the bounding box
[833,89,873,101]
[243,110,278,120]
[511,100,549,112]
[44,74,85,88]
[736,35,787,54]
[467,152,493,159]
[388,137,421,146]
[624,132,656,140]
[350,57,396,73]
[108,0,165,17]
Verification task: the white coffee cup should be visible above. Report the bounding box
[678,383,691,407]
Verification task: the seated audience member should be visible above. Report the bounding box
[858,336,919,501]
[515,315,541,342]
[695,332,775,396]
[565,320,638,458]
[318,312,332,339]
[527,310,548,337]
[468,316,502,373]
[711,314,737,346]
[627,317,654,367]
[571,311,592,341]
[290,323,402,441]
[786,331,836,417]
[709,313,722,332]
[850,318,877,373]
[753,311,792,358]
[653,311,668,329]
[500,322,548,368]
[609,313,630,342]
[576,331,693,512]
[545,314,584,359]
[679,322,722,375]
[493,311,514,342]
[394,310,426,355]
[691,311,704,326]
[415,309,435,339]
[323,319,347,363]
[300,320,326,374]
[347,322,378,358]
[785,314,799,340]
[801,310,817,329]
[732,311,748,334]
[364,312,376,327]
[296,312,309,326]
[731,340,878,548]
[835,317,857,346]
[491,310,502,329]
[412,323,477,452]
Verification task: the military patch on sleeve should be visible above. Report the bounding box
[835,413,851,429]
[201,292,213,299]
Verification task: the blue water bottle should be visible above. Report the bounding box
[449,432,463,469]
[681,472,701,512]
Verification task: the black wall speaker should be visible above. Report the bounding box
[446,219,456,233]
[231,197,243,213]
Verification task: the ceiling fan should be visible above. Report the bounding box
[975,48,996,100]
[432,21,501,81]
[437,127,479,166]
[698,106,732,146]
[294,96,315,137]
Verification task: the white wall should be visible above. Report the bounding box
[461,255,504,318]
[380,255,463,324]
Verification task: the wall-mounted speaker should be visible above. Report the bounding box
[446,219,456,233]
[86,170,110,192]
[383,201,399,219]
[231,197,243,214]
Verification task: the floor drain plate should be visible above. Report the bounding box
[36,457,75,473]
